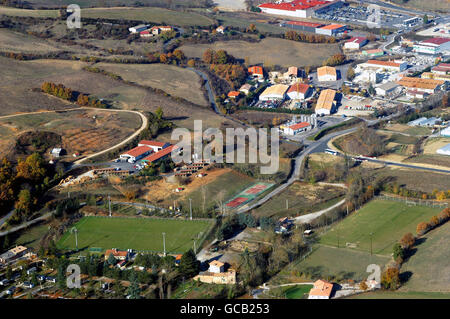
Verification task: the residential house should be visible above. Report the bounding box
[248,66,264,81]
[104,249,129,262]
[308,279,334,299]
[228,91,241,99]
[194,261,236,285]
[239,83,252,95]
[209,260,225,273]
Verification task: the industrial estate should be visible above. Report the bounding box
[0,0,449,303]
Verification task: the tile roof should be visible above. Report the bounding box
[397,76,445,90]
[289,122,310,130]
[142,145,179,163]
[139,140,166,147]
[316,89,336,111]
[366,59,403,68]
[317,66,337,78]
[248,66,264,75]
[260,84,289,97]
[309,279,333,297]
[259,0,327,11]
[122,145,152,158]
[421,38,450,45]
[320,24,345,30]
[288,83,310,94]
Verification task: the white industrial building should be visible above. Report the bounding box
[356,60,408,73]
[413,38,450,55]
[259,84,289,101]
[440,126,450,137]
[258,0,343,19]
[375,82,400,96]
[128,24,150,34]
[287,83,311,100]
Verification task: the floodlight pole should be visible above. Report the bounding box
[189,198,192,221]
[193,240,196,255]
[370,232,373,256]
[108,195,112,217]
[162,232,166,257]
[72,227,78,251]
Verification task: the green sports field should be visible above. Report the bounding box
[320,200,442,255]
[57,216,213,254]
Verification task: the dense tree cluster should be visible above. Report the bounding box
[41,82,73,101]
[416,208,450,236]
[323,53,346,67]
[285,30,337,44]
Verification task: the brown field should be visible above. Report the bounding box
[0,109,142,157]
[94,63,209,106]
[0,29,60,53]
[0,57,234,132]
[423,137,450,155]
[179,38,342,68]
[231,110,292,127]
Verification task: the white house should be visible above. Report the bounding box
[209,260,225,273]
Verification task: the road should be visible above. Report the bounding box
[0,107,148,166]
[0,211,54,238]
[187,67,221,114]
[0,210,14,229]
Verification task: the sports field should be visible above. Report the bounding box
[57,216,213,254]
[226,182,274,208]
[320,199,442,255]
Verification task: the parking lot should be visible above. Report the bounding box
[315,4,419,29]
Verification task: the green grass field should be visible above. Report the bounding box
[57,216,213,254]
[284,285,313,299]
[401,222,450,292]
[287,245,390,282]
[320,200,442,255]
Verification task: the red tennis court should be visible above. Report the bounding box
[226,197,249,208]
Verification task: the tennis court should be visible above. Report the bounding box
[226,182,274,208]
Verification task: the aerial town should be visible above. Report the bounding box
[0,0,449,307]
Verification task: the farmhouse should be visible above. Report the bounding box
[308,279,334,299]
[129,24,149,34]
[259,0,343,19]
[228,91,241,99]
[248,66,264,80]
[315,89,336,115]
[259,84,289,101]
[316,24,347,36]
[104,249,129,261]
[344,37,368,50]
[120,145,153,163]
[317,66,337,82]
[193,261,236,285]
[287,83,311,100]
[413,38,450,55]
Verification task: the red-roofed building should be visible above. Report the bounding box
[138,140,170,152]
[432,63,450,75]
[228,91,241,98]
[282,20,324,33]
[120,146,152,163]
[281,121,311,135]
[414,38,450,55]
[287,83,311,100]
[308,279,334,299]
[141,145,179,165]
[259,0,343,18]
[248,66,264,80]
[104,249,129,262]
[316,23,347,36]
[344,37,368,50]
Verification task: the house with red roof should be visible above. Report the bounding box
[414,37,450,55]
[248,66,264,80]
[280,121,311,135]
[308,279,334,299]
[228,91,241,99]
[344,37,368,50]
[287,82,311,100]
[120,145,153,163]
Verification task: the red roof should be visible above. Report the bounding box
[122,146,151,158]
[286,21,323,28]
[421,38,450,45]
[259,0,327,11]
[288,83,310,94]
[228,91,240,97]
[139,140,166,148]
[289,122,310,130]
[320,24,346,30]
[248,66,263,76]
[142,145,178,163]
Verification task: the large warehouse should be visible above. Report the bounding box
[259,0,344,19]
[259,84,289,101]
